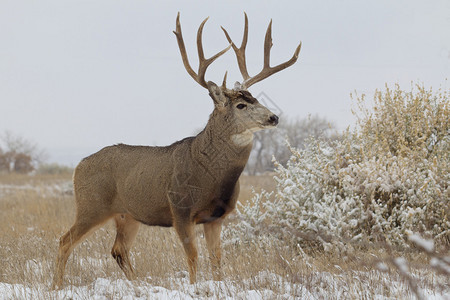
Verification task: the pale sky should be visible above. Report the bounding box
[1,0,449,166]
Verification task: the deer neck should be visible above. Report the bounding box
[192,113,253,173]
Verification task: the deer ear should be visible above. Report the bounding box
[207,81,227,107]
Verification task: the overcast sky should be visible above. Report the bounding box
[1,0,449,166]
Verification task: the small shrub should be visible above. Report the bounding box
[0,131,47,174]
[227,83,449,252]
[13,153,34,173]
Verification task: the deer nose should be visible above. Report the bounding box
[269,114,279,126]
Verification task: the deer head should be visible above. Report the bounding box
[173,12,301,144]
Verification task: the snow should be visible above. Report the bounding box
[0,270,448,299]
[376,262,389,272]
[0,181,73,197]
[393,257,409,274]
[430,258,450,275]
[407,233,435,253]
[0,274,310,300]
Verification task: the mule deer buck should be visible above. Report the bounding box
[52,12,301,288]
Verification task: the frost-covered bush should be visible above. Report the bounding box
[228,84,449,251]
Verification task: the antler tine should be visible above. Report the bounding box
[221,12,250,81]
[173,13,198,85]
[263,20,273,69]
[222,71,228,89]
[197,18,231,87]
[173,12,231,89]
[196,17,208,62]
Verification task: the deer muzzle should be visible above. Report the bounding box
[268,114,279,126]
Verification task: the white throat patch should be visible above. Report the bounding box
[231,129,255,147]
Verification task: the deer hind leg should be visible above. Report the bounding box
[173,219,198,284]
[204,220,223,281]
[52,211,112,289]
[111,214,140,280]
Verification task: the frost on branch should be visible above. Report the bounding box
[226,84,449,252]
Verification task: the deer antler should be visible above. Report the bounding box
[173,12,231,89]
[221,12,302,89]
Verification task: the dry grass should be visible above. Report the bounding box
[0,173,447,299]
[237,173,277,206]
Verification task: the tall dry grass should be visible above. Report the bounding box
[0,173,447,298]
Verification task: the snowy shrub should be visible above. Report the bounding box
[227,84,449,252]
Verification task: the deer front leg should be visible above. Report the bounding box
[204,220,222,281]
[173,219,198,284]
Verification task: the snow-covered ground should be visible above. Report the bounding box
[1,270,448,299]
[0,181,73,198]
[0,275,304,300]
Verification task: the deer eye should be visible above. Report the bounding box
[236,103,247,109]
